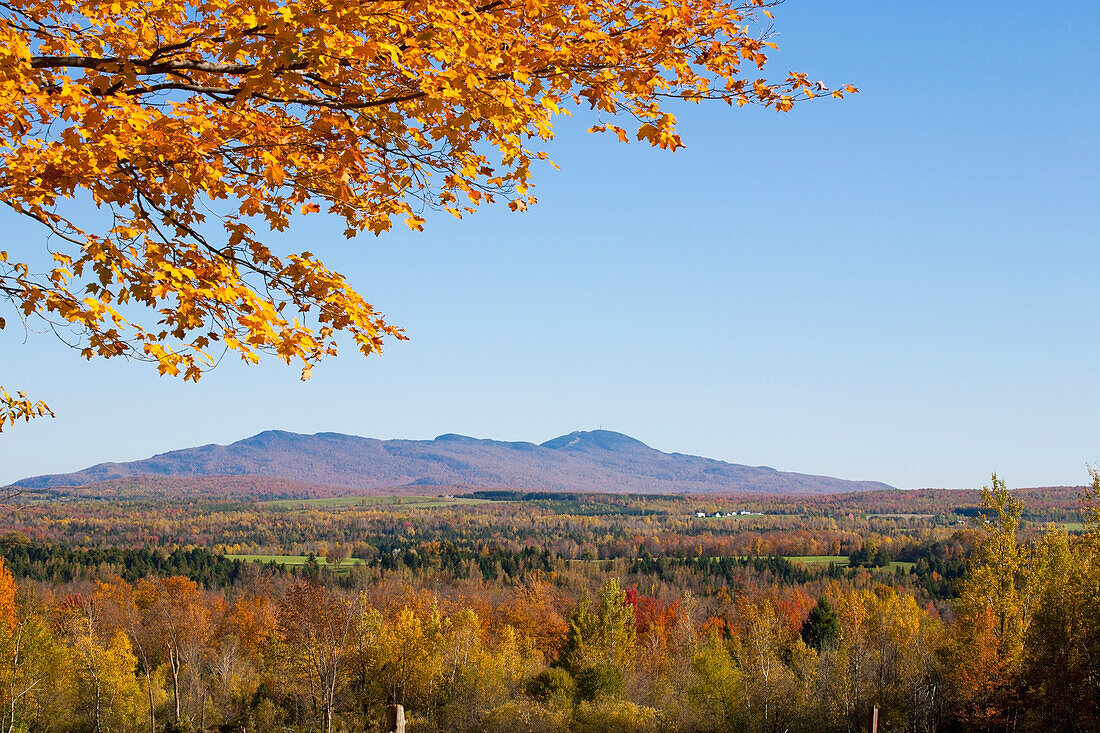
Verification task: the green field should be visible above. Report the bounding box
[227,553,366,570]
[786,555,914,572]
[229,551,915,575]
[263,495,495,509]
[788,555,850,565]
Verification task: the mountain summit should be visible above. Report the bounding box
[540,430,652,452]
[11,429,893,495]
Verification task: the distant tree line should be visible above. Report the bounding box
[0,542,251,587]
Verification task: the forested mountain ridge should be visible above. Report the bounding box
[10,429,893,494]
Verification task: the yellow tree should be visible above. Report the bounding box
[683,633,745,731]
[0,0,852,423]
[1022,469,1100,730]
[374,604,444,714]
[560,578,637,700]
[736,596,800,733]
[949,474,1048,730]
[95,578,164,733]
[67,614,145,733]
[0,606,71,732]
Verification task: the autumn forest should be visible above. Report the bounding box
[0,472,1094,732]
[0,0,1096,730]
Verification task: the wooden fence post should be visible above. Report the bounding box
[867,704,878,733]
[386,704,405,733]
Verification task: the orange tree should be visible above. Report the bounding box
[0,0,853,427]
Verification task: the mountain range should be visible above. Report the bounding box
[10,429,893,495]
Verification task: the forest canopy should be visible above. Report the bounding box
[0,475,1097,731]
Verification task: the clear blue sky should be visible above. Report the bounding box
[2,1,1098,489]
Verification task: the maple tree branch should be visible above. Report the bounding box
[0,0,842,393]
[30,56,309,76]
[114,81,428,111]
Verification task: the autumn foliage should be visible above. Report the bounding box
[0,0,853,422]
[0,475,1096,729]
[0,560,16,632]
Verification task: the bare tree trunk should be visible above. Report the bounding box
[168,645,182,724]
[92,674,103,733]
[144,665,156,733]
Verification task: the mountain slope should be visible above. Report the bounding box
[11,429,893,495]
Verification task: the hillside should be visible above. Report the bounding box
[10,429,894,495]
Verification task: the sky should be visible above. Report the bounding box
[2,1,1099,489]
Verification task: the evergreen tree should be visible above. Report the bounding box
[800,597,840,651]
